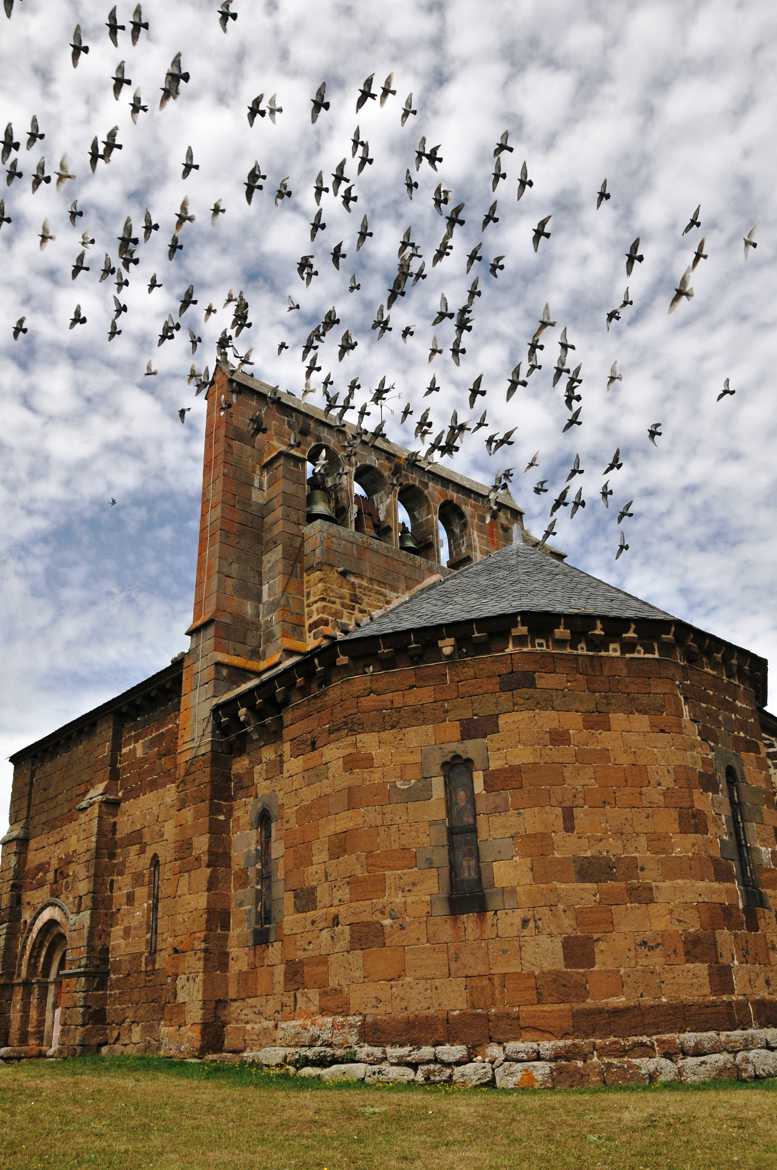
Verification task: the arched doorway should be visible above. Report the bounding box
[16,902,70,1053]
[41,930,67,1052]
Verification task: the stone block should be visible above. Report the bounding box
[435,1044,469,1065]
[386,1045,436,1065]
[453,1061,494,1087]
[366,1063,416,1083]
[246,1046,291,1067]
[735,1049,777,1081]
[503,1041,539,1061]
[495,1061,553,1089]
[678,1053,737,1083]
[602,1059,649,1086]
[353,1045,386,1065]
[679,1031,723,1057]
[318,1062,368,1082]
[634,1057,679,1084]
[415,1063,452,1083]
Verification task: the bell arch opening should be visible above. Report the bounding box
[306,443,345,526]
[438,500,471,568]
[397,484,436,560]
[353,464,392,542]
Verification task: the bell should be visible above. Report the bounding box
[399,523,421,554]
[307,486,336,523]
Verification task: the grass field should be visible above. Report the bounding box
[1,1055,777,1170]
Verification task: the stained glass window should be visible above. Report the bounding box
[444,757,483,902]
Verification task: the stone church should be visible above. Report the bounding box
[3,364,777,1087]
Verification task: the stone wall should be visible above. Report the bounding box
[0,667,181,1054]
[303,520,440,643]
[218,634,777,1056]
[207,1022,777,1088]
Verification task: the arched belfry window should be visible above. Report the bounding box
[147,854,160,963]
[444,757,485,913]
[256,810,273,937]
[725,766,762,908]
[438,501,471,568]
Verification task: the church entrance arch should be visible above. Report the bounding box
[17,902,70,1052]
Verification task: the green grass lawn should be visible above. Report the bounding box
[1,1055,777,1170]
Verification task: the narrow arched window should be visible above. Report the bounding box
[725,766,760,907]
[147,854,160,962]
[256,811,273,932]
[444,757,484,912]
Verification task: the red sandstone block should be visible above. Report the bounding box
[503,973,538,1006]
[518,1005,574,1040]
[536,971,588,1004]
[363,947,406,981]
[448,1010,491,1045]
[350,921,385,950]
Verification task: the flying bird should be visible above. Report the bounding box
[596,178,610,208]
[70,24,89,67]
[130,4,148,44]
[144,361,158,376]
[275,176,292,205]
[38,217,55,249]
[31,157,50,192]
[615,531,629,560]
[356,72,376,111]
[617,500,634,523]
[55,155,75,190]
[604,448,623,474]
[532,216,552,252]
[494,129,513,157]
[218,1,238,32]
[181,145,199,179]
[112,60,132,101]
[401,93,417,125]
[311,82,330,123]
[717,377,735,402]
[482,201,499,230]
[380,73,396,105]
[743,226,757,257]
[607,361,622,389]
[625,237,644,275]
[26,115,44,150]
[210,199,226,223]
[106,6,125,46]
[129,88,148,122]
[69,304,87,329]
[691,237,708,269]
[516,160,533,200]
[682,204,701,234]
[71,249,89,279]
[647,422,663,446]
[2,123,19,164]
[244,161,266,204]
[668,268,694,313]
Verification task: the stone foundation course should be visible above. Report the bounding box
[204,1027,777,1090]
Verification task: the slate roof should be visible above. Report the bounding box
[345,539,675,640]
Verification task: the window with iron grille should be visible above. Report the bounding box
[147,854,160,962]
[444,756,485,912]
[256,810,273,932]
[725,766,761,908]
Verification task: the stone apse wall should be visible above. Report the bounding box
[209,609,777,1084]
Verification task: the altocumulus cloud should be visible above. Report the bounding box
[1,0,776,831]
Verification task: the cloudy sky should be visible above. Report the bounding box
[1,0,776,834]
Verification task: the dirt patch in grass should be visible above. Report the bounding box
[2,1056,777,1170]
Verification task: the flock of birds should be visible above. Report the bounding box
[1,1,760,560]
